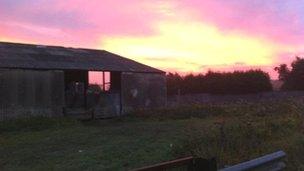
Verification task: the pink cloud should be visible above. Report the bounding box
[0,0,166,47]
[177,0,304,45]
[56,0,161,35]
[2,0,304,47]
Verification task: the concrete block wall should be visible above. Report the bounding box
[167,91,304,106]
[121,72,167,113]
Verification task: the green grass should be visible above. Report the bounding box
[1,98,304,170]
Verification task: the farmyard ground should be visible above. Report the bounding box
[1,98,304,170]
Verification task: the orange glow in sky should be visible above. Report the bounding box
[1,0,304,79]
[101,21,276,72]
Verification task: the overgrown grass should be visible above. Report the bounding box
[1,98,304,170]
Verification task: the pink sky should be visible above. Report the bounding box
[1,0,304,79]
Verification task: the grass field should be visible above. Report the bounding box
[1,98,304,170]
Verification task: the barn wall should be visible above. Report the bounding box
[121,72,166,113]
[0,69,65,120]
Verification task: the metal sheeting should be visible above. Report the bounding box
[0,42,164,73]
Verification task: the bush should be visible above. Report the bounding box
[131,97,304,122]
[167,99,304,168]
[167,70,272,95]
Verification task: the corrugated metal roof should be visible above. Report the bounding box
[0,42,164,73]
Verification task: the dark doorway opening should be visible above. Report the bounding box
[64,70,88,109]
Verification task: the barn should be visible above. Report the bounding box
[0,42,167,120]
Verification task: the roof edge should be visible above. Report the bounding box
[0,41,166,74]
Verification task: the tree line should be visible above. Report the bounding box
[167,70,272,95]
[167,57,304,95]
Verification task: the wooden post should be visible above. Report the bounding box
[102,71,105,91]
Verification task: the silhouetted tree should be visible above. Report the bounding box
[274,64,290,81]
[275,57,304,90]
[166,72,183,95]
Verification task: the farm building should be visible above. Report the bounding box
[0,42,166,120]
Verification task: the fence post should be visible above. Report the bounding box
[177,89,181,105]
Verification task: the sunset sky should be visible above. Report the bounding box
[1,0,304,79]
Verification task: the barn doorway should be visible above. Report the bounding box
[64,70,122,118]
[87,71,122,117]
[64,70,88,109]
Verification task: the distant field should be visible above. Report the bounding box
[1,98,304,170]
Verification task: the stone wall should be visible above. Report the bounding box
[121,72,167,113]
[168,91,304,106]
[0,69,65,120]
